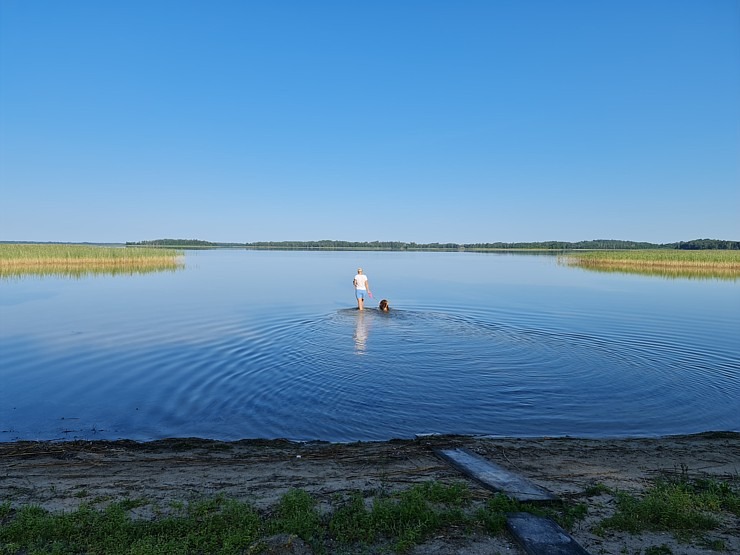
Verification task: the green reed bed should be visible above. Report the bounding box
[561,250,740,279]
[0,244,183,277]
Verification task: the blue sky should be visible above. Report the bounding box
[1,0,738,244]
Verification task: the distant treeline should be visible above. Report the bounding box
[673,239,740,250]
[126,238,740,250]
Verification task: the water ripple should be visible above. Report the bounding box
[100,306,735,441]
[2,288,738,442]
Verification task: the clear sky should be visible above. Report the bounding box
[1,0,738,244]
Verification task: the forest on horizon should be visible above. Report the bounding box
[126,238,740,250]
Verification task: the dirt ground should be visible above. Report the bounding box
[1,432,738,554]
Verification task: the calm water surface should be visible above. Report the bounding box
[1,250,738,442]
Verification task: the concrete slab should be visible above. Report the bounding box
[435,447,557,502]
[506,512,591,555]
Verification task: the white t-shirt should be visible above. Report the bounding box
[354,274,368,290]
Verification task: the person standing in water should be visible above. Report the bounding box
[353,267,372,310]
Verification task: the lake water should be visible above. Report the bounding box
[1,250,738,443]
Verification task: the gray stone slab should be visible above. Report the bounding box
[436,447,557,502]
[506,512,591,555]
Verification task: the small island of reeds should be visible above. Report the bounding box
[560,249,740,280]
[0,244,184,279]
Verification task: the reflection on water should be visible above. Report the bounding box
[353,311,369,354]
[564,263,740,281]
[0,262,183,280]
[1,249,738,442]
[351,309,393,354]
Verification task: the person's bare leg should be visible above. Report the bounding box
[359,296,364,310]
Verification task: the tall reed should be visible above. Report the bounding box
[0,244,183,278]
[559,250,740,280]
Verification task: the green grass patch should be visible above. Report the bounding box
[15,465,734,552]
[334,482,474,552]
[596,475,740,538]
[0,497,261,555]
[267,489,324,550]
[0,481,589,555]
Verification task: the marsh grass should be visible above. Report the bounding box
[560,250,740,279]
[0,482,587,555]
[0,244,183,278]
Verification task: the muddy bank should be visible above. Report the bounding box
[1,433,738,554]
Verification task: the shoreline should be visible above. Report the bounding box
[2,432,738,554]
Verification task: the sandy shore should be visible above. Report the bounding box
[1,432,738,554]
